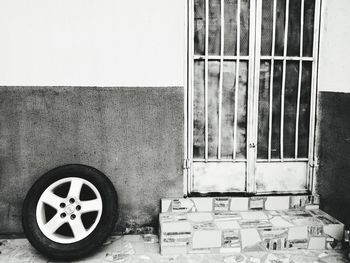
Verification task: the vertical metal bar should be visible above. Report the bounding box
[280,0,290,161]
[309,0,321,193]
[233,0,241,160]
[184,0,190,195]
[189,0,195,193]
[268,0,277,161]
[205,0,209,161]
[247,0,257,193]
[218,0,224,159]
[295,0,305,159]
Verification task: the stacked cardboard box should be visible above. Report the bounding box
[159,196,344,255]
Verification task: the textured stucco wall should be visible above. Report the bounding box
[0,86,184,234]
[317,92,350,227]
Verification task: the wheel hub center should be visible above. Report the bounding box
[65,204,75,214]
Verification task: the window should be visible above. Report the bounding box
[187,0,320,194]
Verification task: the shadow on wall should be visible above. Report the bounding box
[317,91,350,227]
[0,86,184,234]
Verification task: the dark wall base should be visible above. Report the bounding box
[0,86,184,234]
[318,91,350,227]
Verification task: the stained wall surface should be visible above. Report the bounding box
[0,87,183,234]
[316,93,350,227]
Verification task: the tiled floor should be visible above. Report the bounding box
[0,235,349,263]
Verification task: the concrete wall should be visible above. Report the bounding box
[0,0,349,90]
[1,0,350,234]
[0,0,187,234]
[316,0,350,227]
[317,92,350,227]
[0,86,184,234]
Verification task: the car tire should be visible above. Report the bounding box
[22,164,118,260]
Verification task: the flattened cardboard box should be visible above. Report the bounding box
[159,208,344,255]
[161,195,319,213]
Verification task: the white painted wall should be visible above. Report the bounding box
[318,0,350,93]
[0,0,186,87]
[0,0,349,92]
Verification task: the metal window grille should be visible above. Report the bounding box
[187,0,321,194]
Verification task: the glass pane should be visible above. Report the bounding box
[221,61,236,158]
[236,61,248,158]
[257,61,271,159]
[208,61,220,158]
[194,0,206,55]
[298,62,312,158]
[193,60,205,158]
[224,0,237,55]
[271,61,283,159]
[287,0,301,56]
[283,61,299,158]
[261,0,273,55]
[240,0,250,55]
[209,0,221,55]
[303,0,315,57]
[275,0,286,56]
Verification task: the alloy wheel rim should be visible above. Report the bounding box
[35,177,103,244]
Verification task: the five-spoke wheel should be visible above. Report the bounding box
[36,177,103,243]
[22,164,118,260]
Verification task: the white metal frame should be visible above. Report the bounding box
[308,0,322,192]
[247,0,257,193]
[184,0,322,196]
